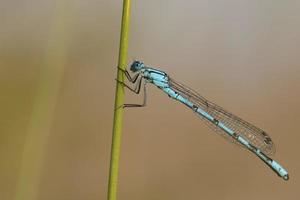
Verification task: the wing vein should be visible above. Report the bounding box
[168,77,276,155]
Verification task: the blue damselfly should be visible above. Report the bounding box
[116,60,289,180]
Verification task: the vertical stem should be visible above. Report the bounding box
[108,0,131,200]
[14,1,70,200]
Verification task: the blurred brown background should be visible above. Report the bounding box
[0,0,299,199]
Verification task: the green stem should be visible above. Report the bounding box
[108,1,131,200]
[14,1,71,200]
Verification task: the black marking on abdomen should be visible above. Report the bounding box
[248,143,258,152]
[192,105,198,112]
[212,118,219,125]
[232,132,239,139]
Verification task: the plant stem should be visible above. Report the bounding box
[14,1,71,200]
[108,1,131,200]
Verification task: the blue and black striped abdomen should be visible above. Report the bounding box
[167,77,276,156]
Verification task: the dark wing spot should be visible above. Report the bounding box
[264,137,272,145]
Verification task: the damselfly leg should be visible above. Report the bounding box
[118,67,140,83]
[115,67,147,108]
[122,82,147,108]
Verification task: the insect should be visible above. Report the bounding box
[116,60,289,180]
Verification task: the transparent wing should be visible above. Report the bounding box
[168,77,276,156]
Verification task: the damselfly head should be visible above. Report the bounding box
[130,60,144,72]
